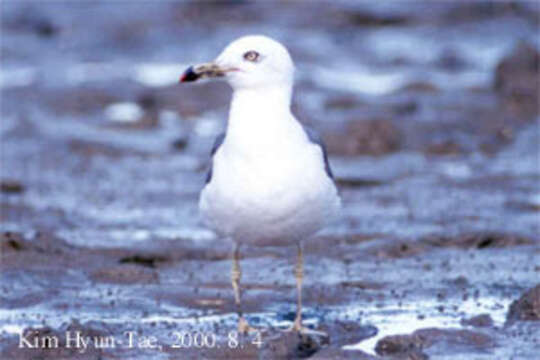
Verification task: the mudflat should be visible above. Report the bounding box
[1,2,539,359]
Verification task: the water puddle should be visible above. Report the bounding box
[343,295,512,355]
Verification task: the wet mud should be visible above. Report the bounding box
[1,1,539,359]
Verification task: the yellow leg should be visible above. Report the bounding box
[231,243,256,334]
[283,243,328,338]
[231,244,242,306]
[293,242,304,331]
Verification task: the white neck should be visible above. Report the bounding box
[225,84,297,149]
[229,85,292,121]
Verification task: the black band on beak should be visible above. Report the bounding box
[179,62,231,84]
[180,66,200,83]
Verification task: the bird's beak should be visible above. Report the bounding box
[179,62,235,83]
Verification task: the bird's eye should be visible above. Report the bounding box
[243,50,260,62]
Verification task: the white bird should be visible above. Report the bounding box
[180,35,341,337]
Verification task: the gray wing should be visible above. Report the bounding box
[303,125,334,179]
[205,132,226,184]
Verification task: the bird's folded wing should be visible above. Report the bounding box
[302,125,334,179]
[206,132,226,184]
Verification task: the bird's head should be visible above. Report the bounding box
[180,35,294,90]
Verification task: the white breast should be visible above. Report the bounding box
[199,118,340,246]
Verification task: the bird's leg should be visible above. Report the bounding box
[282,243,328,338]
[293,242,304,331]
[231,243,257,334]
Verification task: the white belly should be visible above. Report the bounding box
[199,140,340,246]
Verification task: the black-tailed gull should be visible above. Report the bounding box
[180,35,341,337]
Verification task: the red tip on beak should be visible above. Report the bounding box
[179,66,199,83]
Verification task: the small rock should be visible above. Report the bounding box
[7,12,59,37]
[119,254,168,268]
[444,2,525,23]
[340,281,384,290]
[422,232,533,249]
[260,331,323,359]
[34,19,58,37]
[1,180,25,194]
[45,88,119,115]
[0,232,25,252]
[69,140,129,158]
[507,284,540,324]
[375,333,424,356]
[435,49,469,71]
[346,11,411,27]
[398,82,439,93]
[449,275,469,287]
[324,95,361,110]
[495,42,539,90]
[171,137,189,151]
[494,42,539,119]
[325,119,401,156]
[425,141,462,155]
[391,100,418,115]
[311,348,375,359]
[376,328,494,358]
[137,93,158,110]
[461,314,494,328]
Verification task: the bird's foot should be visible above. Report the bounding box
[280,319,328,339]
[237,316,260,334]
